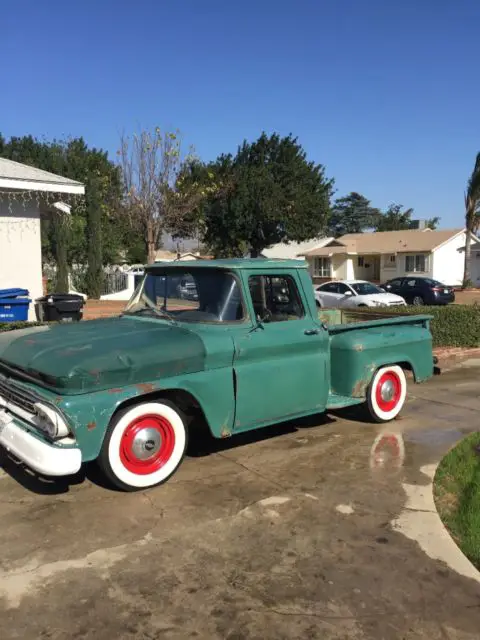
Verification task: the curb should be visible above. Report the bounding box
[433,348,480,373]
[392,462,480,584]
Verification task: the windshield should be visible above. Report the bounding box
[124,268,245,323]
[350,282,385,295]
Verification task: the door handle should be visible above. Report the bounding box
[304,328,320,336]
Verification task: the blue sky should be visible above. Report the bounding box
[3,0,480,227]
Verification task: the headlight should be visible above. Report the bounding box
[33,402,70,439]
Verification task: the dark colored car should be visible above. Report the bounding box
[380,277,455,306]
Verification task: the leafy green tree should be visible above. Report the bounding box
[463,152,480,286]
[0,135,125,283]
[84,176,103,298]
[374,204,439,232]
[190,133,333,257]
[328,192,380,236]
[51,215,70,292]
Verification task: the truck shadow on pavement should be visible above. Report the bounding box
[0,412,338,495]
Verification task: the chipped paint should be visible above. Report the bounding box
[86,421,96,431]
[135,382,156,394]
[352,378,368,398]
[107,388,124,394]
[220,426,232,438]
[353,343,364,352]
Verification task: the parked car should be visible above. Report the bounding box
[380,277,455,306]
[0,260,434,491]
[177,276,198,301]
[314,280,406,309]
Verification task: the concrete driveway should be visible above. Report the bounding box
[1,369,480,639]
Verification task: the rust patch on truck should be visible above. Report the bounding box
[220,426,232,438]
[352,379,367,397]
[87,421,96,431]
[136,382,156,394]
[107,388,124,394]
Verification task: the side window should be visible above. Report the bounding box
[406,279,416,287]
[336,283,351,294]
[320,283,338,293]
[248,275,305,323]
[390,279,403,287]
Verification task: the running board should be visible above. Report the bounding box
[326,393,364,410]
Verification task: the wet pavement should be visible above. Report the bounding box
[0,368,479,639]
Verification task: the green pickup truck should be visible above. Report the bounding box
[0,259,434,491]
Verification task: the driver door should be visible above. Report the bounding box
[336,282,355,308]
[232,272,329,430]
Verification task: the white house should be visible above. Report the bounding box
[0,158,85,319]
[466,241,480,285]
[302,228,477,286]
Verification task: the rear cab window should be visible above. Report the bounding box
[248,275,305,323]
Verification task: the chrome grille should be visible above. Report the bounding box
[0,377,36,413]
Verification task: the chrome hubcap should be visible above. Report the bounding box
[380,379,395,402]
[131,427,162,461]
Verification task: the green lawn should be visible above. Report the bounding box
[434,432,480,569]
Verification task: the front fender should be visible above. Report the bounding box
[58,367,236,462]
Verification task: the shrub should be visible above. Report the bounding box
[0,322,45,333]
[356,305,480,348]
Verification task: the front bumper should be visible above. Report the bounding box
[0,419,82,477]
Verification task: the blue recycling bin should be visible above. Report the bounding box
[0,288,31,322]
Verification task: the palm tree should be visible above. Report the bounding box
[463,152,480,286]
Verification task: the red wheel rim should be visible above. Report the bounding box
[120,414,176,475]
[375,371,401,412]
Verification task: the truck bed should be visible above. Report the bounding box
[320,308,434,403]
[319,308,432,334]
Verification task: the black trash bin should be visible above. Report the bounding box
[35,294,85,323]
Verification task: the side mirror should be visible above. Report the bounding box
[344,290,353,296]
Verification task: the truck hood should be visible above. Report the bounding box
[0,317,206,394]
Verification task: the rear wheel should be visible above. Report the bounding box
[412,295,424,306]
[366,365,407,423]
[98,400,188,491]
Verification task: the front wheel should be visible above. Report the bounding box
[366,365,407,423]
[97,400,188,491]
[412,296,424,306]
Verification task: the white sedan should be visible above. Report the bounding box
[314,280,406,309]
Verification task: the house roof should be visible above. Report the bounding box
[0,158,85,195]
[262,237,333,259]
[304,228,465,257]
[149,258,308,270]
[154,249,178,261]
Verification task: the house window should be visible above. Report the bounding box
[313,257,331,278]
[357,257,364,267]
[405,254,427,273]
[383,254,396,268]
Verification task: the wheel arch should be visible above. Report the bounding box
[367,359,418,385]
[111,388,214,436]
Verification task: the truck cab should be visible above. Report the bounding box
[0,259,434,491]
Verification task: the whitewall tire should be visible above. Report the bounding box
[98,401,188,491]
[366,365,407,423]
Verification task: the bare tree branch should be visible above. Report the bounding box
[118,128,206,264]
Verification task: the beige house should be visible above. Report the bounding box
[0,158,84,319]
[303,228,475,287]
[260,237,333,259]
